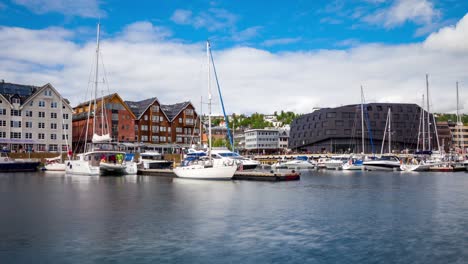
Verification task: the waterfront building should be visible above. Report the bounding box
[162,101,200,146]
[289,103,433,153]
[245,128,280,154]
[72,93,136,152]
[126,99,200,150]
[447,121,468,152]
[278,127,290,150]
[0,81,72,152]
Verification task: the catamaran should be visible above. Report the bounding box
[65,23,137,176]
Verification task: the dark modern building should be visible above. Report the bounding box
[289,103,435,154]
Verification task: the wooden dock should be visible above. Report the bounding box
[137,169,300,181]
[233,171,300,181]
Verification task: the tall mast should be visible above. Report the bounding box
[417,96,423,152]
[456,81,462,150]
[361,86,365,154]
[232,117,235,152]
[422,94,426,151]
[200,96,203,146]
[93,23,100,137]
[388,108,392,154]
[207,41,212,162]
[426,74,431,150]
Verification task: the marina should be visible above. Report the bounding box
[1,170,468,263]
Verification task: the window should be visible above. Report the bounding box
[10,121,21,128]
[160,126,166,132]
[335,120,344,126]
[44,89,52,96]
[152,126,159,132]
[49,144,58,152]
[51,113,57,118]
[176,127,183,133]
[62,124,69,130]
[11,110,21,116]
[151,105,159,112]
[25,132,32,139]
[10,132,21,139]
[50,134,57,140]
[39,101,45,107]
[144,115,148,121]
[38,122,45,129]
[159,136,166,142]
[0,120,6,126]
[25,110,33,117]
[152,136,159,142]
[141,125,148,131]
[152,115,158,122]
[326,112,336,118]
[51,123,57,129]
[0,132,6,138]
[29,101,33,106]
[38,112,45,118]
[63,114,69,119]
[325,129,337,135]
[159,116,163,122]
[12,97,20,104]
[51,102,58,108]
[185,109,194,115]
[0,109,6,115]
[179,117,183,123]
[25,121,32,128]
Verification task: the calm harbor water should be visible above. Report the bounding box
[1,170,468,263]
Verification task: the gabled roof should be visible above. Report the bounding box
[0,82,72,110]
[74,93,136,119]
[160,101,193,122]
[0,81,40,105]
[22,83,73,111]
[125,97,166,120]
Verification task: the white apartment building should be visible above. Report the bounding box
[245,128,280,153]
[0,82,73,152]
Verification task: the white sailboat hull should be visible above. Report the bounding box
[44,162,67,171]
[173,165,236,180]
[342,163,364,170]
[65,160,100,176]
[400,163,432,172]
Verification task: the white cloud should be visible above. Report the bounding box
[424,13,468,53]
[364,0,440,28]
[12,0,104,18]
[170,8,237,32]
[231,26,262,42]
[0,17,467,116]
[171,9,193,25]
[118,22,172,42]
[262,38,302,47]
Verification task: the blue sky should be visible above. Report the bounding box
[2,0,467,50]
[0,0,467,114]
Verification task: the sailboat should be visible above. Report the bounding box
[363,108,401,171]
[173,41,237,180]
[401,75,442,171]
[66,23,137,176]
[343,86,366,170]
